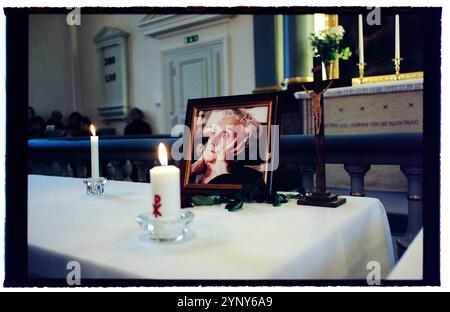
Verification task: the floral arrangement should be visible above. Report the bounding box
[310,25,352,64]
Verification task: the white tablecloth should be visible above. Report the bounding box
[388,229,423,280]
[28,175,395,280]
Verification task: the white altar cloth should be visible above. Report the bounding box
[388,229,423,280]
[28,175,395,280]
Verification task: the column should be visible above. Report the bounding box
[253,15,277,91]
[69,26,82,112]
[133,160,150,182]
[399,165,423,247]
[274,14,284,86]
[344,164,371,196]
[283,15,314,84]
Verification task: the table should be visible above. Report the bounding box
[388,229,423,280]
[28,175,395,280]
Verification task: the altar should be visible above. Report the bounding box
[295,78,423,192]
[28,175,395,280]
[296,79,423,136]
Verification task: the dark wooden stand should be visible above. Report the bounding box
[296,58,351,208]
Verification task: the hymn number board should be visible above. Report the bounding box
[93,26,130,122]
[104,55,116,83]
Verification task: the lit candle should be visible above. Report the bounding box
[395,14,400,59]
[358,14,364,64]
[90,125,99,179]
[149,143,181,221]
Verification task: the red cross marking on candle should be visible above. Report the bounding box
[152,194,162,218]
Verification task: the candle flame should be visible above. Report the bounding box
[158,143,168,166]
[90,124,96,136]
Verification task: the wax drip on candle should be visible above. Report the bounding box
[158,143,168,166]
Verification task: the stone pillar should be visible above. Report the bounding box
[297,163,315,192]
[133,160,150,182]
[344,164,371,196]
[274,14,284,86]
[398,165,423,248]
[253,15,277,90]
[283,15,314,83]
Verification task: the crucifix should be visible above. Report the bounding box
[296,57,352,208]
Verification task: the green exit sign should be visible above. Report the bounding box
[184,35,199,44]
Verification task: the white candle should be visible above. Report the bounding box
[90,125,99,179]
[358,14,364,64]
[395,14,400,59]
[149,143,181,221]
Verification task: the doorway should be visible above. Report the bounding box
[163,40,226,131]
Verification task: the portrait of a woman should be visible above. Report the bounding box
[189,108,267,185]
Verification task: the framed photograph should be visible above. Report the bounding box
[180,93,280,195]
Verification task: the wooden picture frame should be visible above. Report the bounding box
[180,93,280,196]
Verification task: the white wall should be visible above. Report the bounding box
[76,15,145,134]
[29,14,255,134]
[29,15,75,122]
[76,14,255,134]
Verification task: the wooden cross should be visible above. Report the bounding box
[296,57,352,208]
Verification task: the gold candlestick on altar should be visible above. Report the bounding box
[356,62,366,84]
[392,57,403,80]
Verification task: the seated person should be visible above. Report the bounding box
[190,109,263,185]
[124,108,152,135]
[74,116,92,137]
[28,116,48,139]
[46,110,64,130]
[65,112,82,137]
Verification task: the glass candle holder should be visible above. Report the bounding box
[82,177,107,196]
[136,210,194,242]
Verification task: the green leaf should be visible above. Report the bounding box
[191,195,214,206]
[279,194,289,203]
[220,195,231,203]
[287,193,303,200]
[272,194,282,206]
[272,193,289,206]
[225,200,244,212]
[297,187,307,196]
[341,47,352,60]
[191,178,283,210]
[211,196,221,205]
